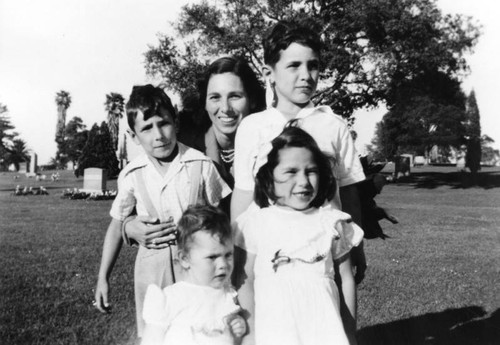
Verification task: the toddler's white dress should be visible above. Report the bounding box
[236,205,364,345]
[142,282,241,345]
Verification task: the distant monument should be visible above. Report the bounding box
[82,168,107,193]
[27,151,38,177]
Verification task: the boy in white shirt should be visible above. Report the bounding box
[231,20,367,283]
[94,85,231,337]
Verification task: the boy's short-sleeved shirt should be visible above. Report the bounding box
[110,143,231,223]
[233,104,365,209]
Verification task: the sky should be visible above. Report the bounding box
[1,0,499,164]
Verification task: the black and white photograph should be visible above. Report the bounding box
[1,0,499,344]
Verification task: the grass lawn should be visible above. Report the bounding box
[1,167,499,344]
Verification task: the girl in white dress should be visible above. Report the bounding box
[235,126,363,345]
[141,205,246,345]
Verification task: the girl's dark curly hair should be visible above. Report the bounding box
[254,123,336,208]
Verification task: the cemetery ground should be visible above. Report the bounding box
[1,166,499,345]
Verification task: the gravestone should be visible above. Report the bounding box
[82,168,107,193]
[414,156,426,166]
[18,162,27,174]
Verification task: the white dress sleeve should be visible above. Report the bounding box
[142,284,170,329]
[331,220,364,260]
[234,206,260,254]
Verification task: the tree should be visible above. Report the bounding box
[64,117,89,167]
[104,92,125,150]
[118,133,128,169]
[144,0,479,119]
[0,104,18,169]
[370,71,466,160]
[7,139,29,171]
[480,135,499,164]
[55,90,71,143]
[76,122,120,178]
[464,90,481,174]
[55,90,72,167]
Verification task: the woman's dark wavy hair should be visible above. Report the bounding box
[263,20,322,66]
[196,56,266,130]
[254,123,336,208]
[126,84,177,132]
[177,204,232,252]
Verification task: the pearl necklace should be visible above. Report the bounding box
[219,148,235,164]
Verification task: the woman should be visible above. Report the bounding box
[179,56,265,187]
[122,56,265,249]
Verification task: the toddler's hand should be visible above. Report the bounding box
[228,314,247,338]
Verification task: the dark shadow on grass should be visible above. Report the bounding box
[387,171,500,190]
[358,306,500,345]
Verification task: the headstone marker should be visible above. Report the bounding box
[414,156,426,166]
[18,162,27,174]
[82,168,107,193]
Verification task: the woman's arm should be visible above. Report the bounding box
[123,215,177,249]
[235,247,256,345]
[335,254,357,345]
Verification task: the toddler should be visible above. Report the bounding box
[142,205,246,345]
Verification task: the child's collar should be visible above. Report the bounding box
[272,102,333,120]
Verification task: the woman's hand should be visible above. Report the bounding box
[125,215,178,249]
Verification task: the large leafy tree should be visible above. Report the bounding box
[76,122,120,178]
[144,0,479,119]
[373,97,465,159]
[64,117,89,167]
[464,90,481,174]
[105,92,125,150]
[481,135,499,164]
[370,71,466,159]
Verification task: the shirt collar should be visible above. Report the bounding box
[123,143,208,177]
[270,102,333,120]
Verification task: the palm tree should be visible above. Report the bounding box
[55,90,71,144]
[8,139,29,171]
[104,92,125,150]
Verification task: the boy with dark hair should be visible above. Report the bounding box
[232,20,366,280]
[95,84,231,337]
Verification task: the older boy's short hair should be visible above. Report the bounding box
[177,205,232,252]
[126,84,177,132]
[263,20,322,66]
